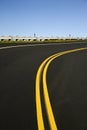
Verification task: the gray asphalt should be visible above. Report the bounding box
[0,43,87,130]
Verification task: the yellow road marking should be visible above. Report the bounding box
[36,47,87,130]
[36,55,56,130]
[36,63,45,130]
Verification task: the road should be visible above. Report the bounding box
[0,43,87,130]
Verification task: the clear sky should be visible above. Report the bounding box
[0,0,87,37]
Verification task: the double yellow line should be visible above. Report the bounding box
[35,47,87,130]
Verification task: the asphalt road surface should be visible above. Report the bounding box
[0,43,87,130]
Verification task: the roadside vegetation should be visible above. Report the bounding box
[0,39,87,47]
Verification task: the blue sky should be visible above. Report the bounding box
[0,0,87,37]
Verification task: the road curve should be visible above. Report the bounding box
[0,43,87,130]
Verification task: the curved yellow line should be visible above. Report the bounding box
[36,47,87,130]
[42,47,87,130]
[36,64,45,130]
[36,54,58,130]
